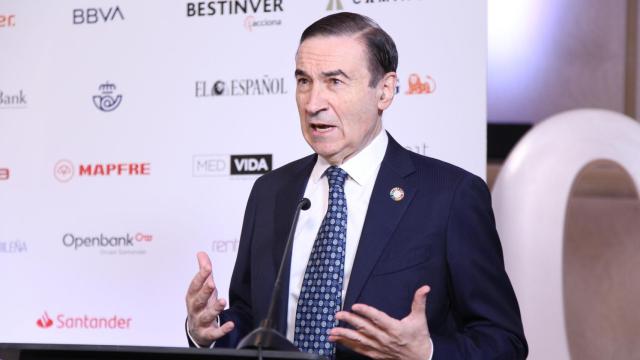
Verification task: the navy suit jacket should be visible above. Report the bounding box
[190,134,527,359]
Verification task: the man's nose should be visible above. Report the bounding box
[305,84,328,115]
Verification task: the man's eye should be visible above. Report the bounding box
[330,78,342,85]
[297,78,309,85]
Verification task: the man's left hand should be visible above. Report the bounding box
[328,285,432,360]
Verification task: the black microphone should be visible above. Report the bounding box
[236,197,311,352]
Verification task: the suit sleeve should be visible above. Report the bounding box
[212,179,262,348]
[430,174,528,359]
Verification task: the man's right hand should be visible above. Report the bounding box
[186,251,235,347]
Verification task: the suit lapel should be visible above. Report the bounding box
[344,134,417,309]
[271,154,316,333]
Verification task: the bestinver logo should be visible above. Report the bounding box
[243,16,282,31]
[195,76,286,97]
[405,74,436,95]
[93,82,122,112]
[54,160,151,183]
[0,14,16,28]
[193,154,272,177]
[0,168,9,180]
[37,311,132,330]
[36,312,54,329]
[73,7,124,25]
[186,0,283,17]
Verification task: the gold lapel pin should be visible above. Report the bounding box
[389,187,405,202]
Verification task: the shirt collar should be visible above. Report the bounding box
[310,130,388,186]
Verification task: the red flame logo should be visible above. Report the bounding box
[36,311,54,328]
[406,74,436,95]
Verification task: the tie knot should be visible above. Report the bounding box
[325,166,347,188]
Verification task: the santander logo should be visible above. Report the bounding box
[35,311,132,330]
[36,312,54,328]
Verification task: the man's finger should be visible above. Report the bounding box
[197,251,212,272]
[211,297,227,313]
[192,278,216,310]
[187,252,213,297]
[203,320,235,341]
[329,335,383,359]
[335,310,382,338]
[350,303,396,332]
[329,328,384,359]
[410,285,430,316]
[328,327,377,349]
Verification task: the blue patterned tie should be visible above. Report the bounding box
[294,166,348,357]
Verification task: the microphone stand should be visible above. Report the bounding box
[236,198,311,352]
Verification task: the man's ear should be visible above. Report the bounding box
[377,72,397,111]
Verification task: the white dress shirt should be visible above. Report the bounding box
[286,129,388,341]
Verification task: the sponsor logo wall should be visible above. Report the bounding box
[0,0,487,347]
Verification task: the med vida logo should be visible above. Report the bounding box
[37,311,132,330]
[193,154,272,177]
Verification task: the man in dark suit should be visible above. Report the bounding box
[186,12,527,359]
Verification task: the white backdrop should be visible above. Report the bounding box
[0,0,487,346]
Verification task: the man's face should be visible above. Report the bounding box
[295,35,390,165]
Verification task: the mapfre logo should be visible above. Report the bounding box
[0,168,9,180]
[0,14,16,28]
[54,160,151,183]
[73,7,124,25]
[37,311,132,330]
[405,74,436,95]
[193,154,272,177]
[187,0,283,17]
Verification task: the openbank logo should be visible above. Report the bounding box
[405,74,436,95]
[0,168,9,180]
[193,154,272,177]
[195,76,286,97]
[0,239,27,253]
[62,232,153,255]
[54,160,151,183]
[37,311,132,330]
[0,13,16,28]
[73,7,124,25]
[187,0,283,17]
[0,89,28,109]
[244,15,282,31]
[93,82,122,112]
